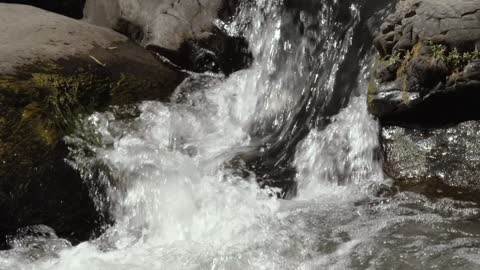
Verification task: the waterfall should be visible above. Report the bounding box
[3,0,480,269]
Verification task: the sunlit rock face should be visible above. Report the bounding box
[83,0,224,50]
[382,122,480,202]
[368,0,480,125]
[369,0,480,202]
[83,0,251,75]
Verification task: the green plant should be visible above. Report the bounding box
[429,42,480,70]
[380,52,402,65]
[431,43,447,59]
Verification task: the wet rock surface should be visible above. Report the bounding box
[0,4,184,247]
[147,29,252,75]
[369,0,480,203]
[0,225,71,259]
[382,122,480,203]
[368,0,480,125]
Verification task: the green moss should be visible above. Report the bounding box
[0,54,176,151]
[110,73,165,106]
[411,42,424,58]
[0,61,113,145]
[396,50,412,79]
[0,76,26,92]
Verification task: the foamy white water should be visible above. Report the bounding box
[3,0,480,269]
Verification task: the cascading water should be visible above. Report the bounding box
[3,0,480,269]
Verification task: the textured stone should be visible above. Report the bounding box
[371,0,480,203]
[83,0,224,50]
[0,4,184,246]
[382,122,480,202]
[83,0,251,74]
[368,0,480,125]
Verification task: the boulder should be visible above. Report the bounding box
[1,0,86,19]
[0,4,184,246]
[83,0,225,50]
[368,0,480,125]
[83,0,252,74]
[368,0,480,203]
[3,225,71,257]
[382,122,480,203]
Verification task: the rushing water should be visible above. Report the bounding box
[3,0,480,269]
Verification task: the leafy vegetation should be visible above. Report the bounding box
[430,43,480,70]
[379,52,402,65]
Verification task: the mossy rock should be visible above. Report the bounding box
[369,0,480,126]
[0,4,185,247]
[368,0,480,205]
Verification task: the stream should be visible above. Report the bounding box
[2,0,480,269]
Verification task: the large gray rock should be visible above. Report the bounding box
[0,4,124,72]
[382,122,480,202]
[369,0,480,203]
[83,0,225,50]
[83,0,251,75]
[374,0,480,57]
[0,4,184,246]
[368,0,480,124]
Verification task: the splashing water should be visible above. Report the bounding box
[3,0,480,269]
